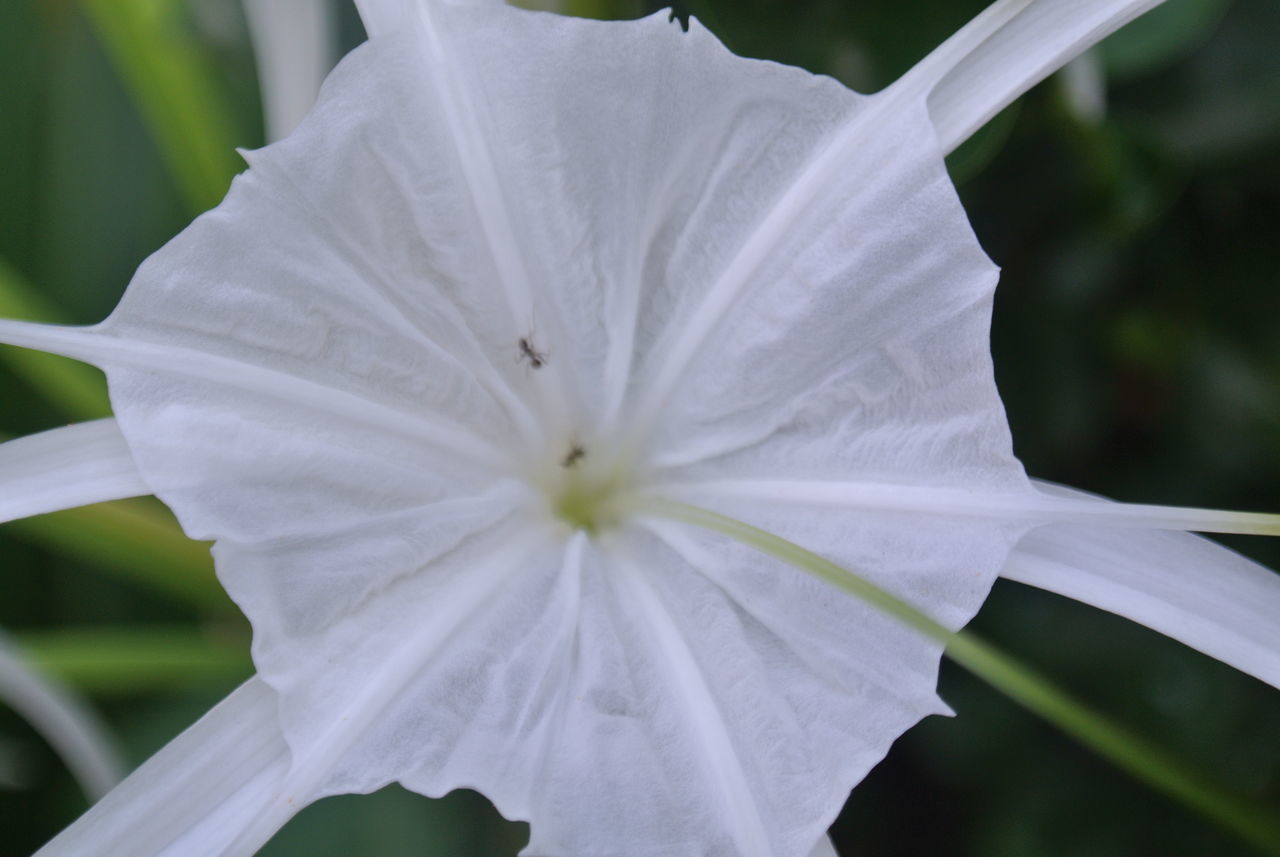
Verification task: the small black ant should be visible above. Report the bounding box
[561,442,587,468]
[518,336,548,370]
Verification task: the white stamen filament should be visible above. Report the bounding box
[0,320,508,473]
[655,478,1280,537]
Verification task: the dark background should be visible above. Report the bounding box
[0,0,1277,854]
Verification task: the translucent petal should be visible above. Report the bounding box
[243,0,336,142]
[85,197,519,541]
[1003,484,1280,689]
[269,514,974,857]
[35,677,294,857]
[0,633,122,800]
[206,492,1009,857]
[0,420,148,525]
[634,100,1021,498]
[431,8,861,432]
[235,525,574,838]
[612,497,1022,856]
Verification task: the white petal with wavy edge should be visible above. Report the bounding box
[69,8,1026,856]
[1002,483,1280,690]
[30,665,847,857]
[5,1,1220,856]
[0,634,122,800]
[0,420,148,525]
[887,0,1164,153]
[243,0,337,142]
[35,677,293,857]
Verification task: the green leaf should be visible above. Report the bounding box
[15,626,251,693]
[77,0,244,215]
[0,258,110,421]
[8,498,231,615]
[1101,0,1228,80]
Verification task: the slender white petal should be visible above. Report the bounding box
[354,0,500,39]
[888,0,1165,153]
[0,319,506,474]
[0,634,123,800]
[243,0,337,142]
[0,420,148,525]
[35,677,294,857]
[353,0,418,38]
[1002,484,1280,690]
[655,478,1280,536]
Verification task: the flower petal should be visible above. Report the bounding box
[611,494,1022,857]
[217,524,574,847]
[35,677,295,857]
[1,300,514,541]
[1001,484,1280,689]
[890,0,1166,153]
[504,18,1004,458]
[0,633,122,800]
[354,4,879,435]
[205,513,876,857]
[0,420,148,525]
[605,93,1018,495]
[243,0,337,142]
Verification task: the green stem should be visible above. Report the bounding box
[78,0,243,215]
[637,497,1280,856]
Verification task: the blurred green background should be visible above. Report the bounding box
[1,0,1278,854]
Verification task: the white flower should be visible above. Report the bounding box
[0,1,1276,855]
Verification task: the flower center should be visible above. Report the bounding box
[538,438,634,536]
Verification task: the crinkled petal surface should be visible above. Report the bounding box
[83,4,1027,856]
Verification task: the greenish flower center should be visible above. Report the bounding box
[554,473,617,535]
[538,439,634,536]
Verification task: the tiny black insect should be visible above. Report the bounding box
[561,443,587,468]
[518,337,548,369]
